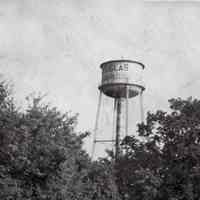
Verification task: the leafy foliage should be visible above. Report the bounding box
[3,80,200,200]
[116,97,200,200]
[0,82,119,200]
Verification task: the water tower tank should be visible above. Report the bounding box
[99,60,145,98]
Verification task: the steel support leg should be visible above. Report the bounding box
[91,91,103,159]
[139,90,144,123]
[125,85,129,137]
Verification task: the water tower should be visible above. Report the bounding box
[92,60,145,160]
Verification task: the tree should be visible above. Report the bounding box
[0,82,119,200]
[0,82,88,199]
[116,97,200,200]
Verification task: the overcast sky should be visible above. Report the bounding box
[1,0,200,154]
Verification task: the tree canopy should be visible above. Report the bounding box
[116,97,200,200]
[0,82,119,200]
[1,80,200,200]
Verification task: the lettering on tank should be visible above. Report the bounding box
[101,62,143,85]
[102,62,129,84]
[103,63,129,73]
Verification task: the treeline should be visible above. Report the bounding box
[0,82,200,200]
[0,82,118,200]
